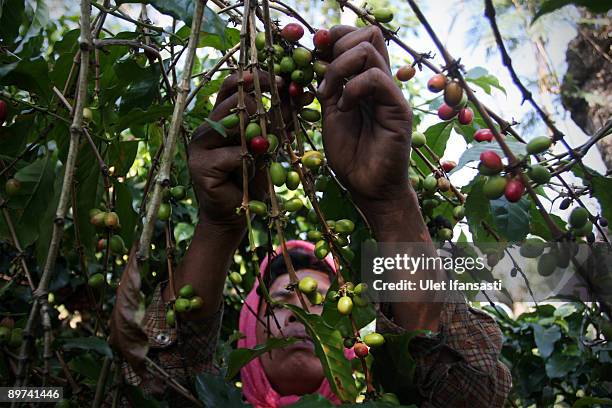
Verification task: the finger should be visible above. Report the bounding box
[191,95,258,149]
[317,42,390,104]
[336,67,408,117]
[217,69,274,103]
[329,25,358,42]
[332,26,390,68]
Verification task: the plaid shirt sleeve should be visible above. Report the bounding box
[117,284,223,406]
[377,301,511,408]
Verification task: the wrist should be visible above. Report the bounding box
[354,188,430,242]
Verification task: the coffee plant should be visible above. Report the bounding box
[0,0,611,407]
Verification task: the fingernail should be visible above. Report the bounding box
[317,79,327,96]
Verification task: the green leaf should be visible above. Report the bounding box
[285,304,358,402]
[114,105,173,133]
[74,144,102,254]
[451,139,524,174]
[463,177,496,243]
[60,337,113,358]
[119,64,161,114]
[545,351,580,378]
[531,324,561,359]
[490,197,531,242]
[0,0,25,45]
[204,118,228,138]
[194,372,248,408]
[108,141,139,177]
[533,0,612,23]
[114,181,138,249]
[465,67,506,95]
[0,57,52,102]
[572,166,612,226]
[174,222,195,245]
[529,201,567,240]
[14,0,49,54]
[412,122,451,176]
[123,385,163,408]
[572,397,612,408]
[225,337,297,380]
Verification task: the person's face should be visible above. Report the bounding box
[255,269,331,396]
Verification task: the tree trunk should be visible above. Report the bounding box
[561,18,612,171]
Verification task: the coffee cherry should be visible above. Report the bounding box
[248,200,268,216]
[157,203,171,221]
[537,253,557,277]
[452,205,465,220]
[313,60,328,77]
[97,238,107,252]
[88,273,105,288]
[270,163,287,186]
[82,107,93,122]
[504,178,525,202]
[292,47,312,68]
[599,217,608,227]
[559,197,571,210]
[245,122,262,141]
[285,170,301,190]
[528,165,551,184]
[326,220,336,231]
[0,100,7,124]
[250,136,270,155]
[280,56,296,74]
[104,211,121,228]
[299,276,318,294]
[166,309,176,326]
[220,113,239,129]
[458,107,473,125]
[343,337,356,348]
[422,174,437,192]
[412,131,426,148]
[308,291,324,305]
[302,150,325,170]
[380,393,400,405]
[444,81,464,107]
[288,81,303,98]
[90,211,107,227]
[300,108,321,122]
[179,284,195,298]
[175,298,191,313]
[190,296,204,310]
[109,235,125,255]
[170,186,186,200]
[281,23,304,42]
[427,74,447,92]
[441,161,456,172]
[229,272,243,285]
[483,176,507,199]
[569,207,589,228]
[314,239,329,259]
[526,136,552,155]
[337,296,353,315]
[438,227,453,240]
[479,150,503,174]
[363,332,385,347]
[574,220,593,237]
[5,178,21,196]
[437,103,457,121]
[396,65,416,82]
[519,238,546,258]
[307,230,322,241]
[354,283,367,296]
[353,342,369,358]
[284,197,304,212]
[456,93,468,109]
[437,177,451,192]
[255,31,266,50]
[372,8,394,23]
[313,28,332,50]
[474,128,494,143]
[267,134,279,153]
[335,219,355,234]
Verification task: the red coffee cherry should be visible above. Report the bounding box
[441,161,456,172]
[281,23,304,42]
[396,65,416,82]
[438,103,457,121]
[474,128,494,142]
[250,136,270,155]
[313,28,332,50]
[458,107,473,125]
[504,178,525,202]
[427,73,447,92]
[354,342,369,358]
[480,150,503,173]
[288,81,303,98]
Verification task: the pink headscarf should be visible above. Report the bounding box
[237,240,342,408]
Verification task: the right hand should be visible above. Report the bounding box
[188,73,270,226]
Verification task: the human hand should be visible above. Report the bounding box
[317,25,414,212]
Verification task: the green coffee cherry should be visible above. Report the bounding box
[569,207,589,228]
[175,298,191,313]
[179,284,195,299]
[363,332,385,347]
[220,113,239,129]
[526,136,552,155]
[190,296,204,310]
[88,273,105,288]
[300,108,321,123]
[302,150,325,170]
[412,131,426,147]
[452,205,465,220]
[335,219,355,234]
[280,56,296,73]
[307,230,323,241]
[245,122,262,141]
[248,200,268,216]
[229,272,243,285]
[422,174,437,192]
[270,162,287,186]
[519,238,546,258]
[285,170,301,190]
[483,176,507,199]
[166,309,176,326]
[314,240,330,259]
[298,276,318,294]
[157,202,171,221]
[528,165,551,184]
[537,253,557,277]
[337,296,353,315]
[372,8,394,23]
[284,197,304,212]
[292,47,312,67]
[255,32,266,50]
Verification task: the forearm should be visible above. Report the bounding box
[162,217,246,319]
[356,189,444,332]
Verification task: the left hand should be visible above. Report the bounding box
[317,25,413,208]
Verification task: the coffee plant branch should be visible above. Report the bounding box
[138,0,207,260]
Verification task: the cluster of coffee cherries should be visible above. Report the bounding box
[88,208,125,288]
[165,284,204,326]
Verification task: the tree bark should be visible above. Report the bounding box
[561,17,612,170]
